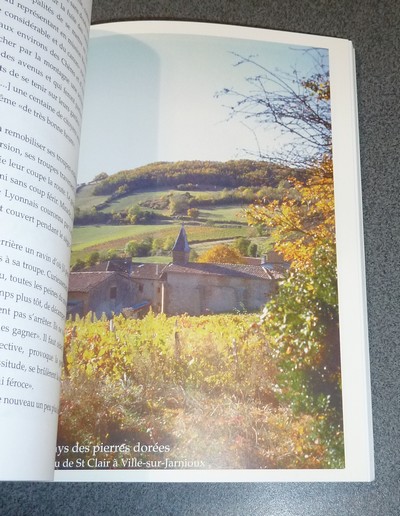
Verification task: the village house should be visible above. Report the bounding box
[68,226,285,318]
[67,271,136,318]
[157,226,283,315]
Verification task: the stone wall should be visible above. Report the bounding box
[163,271,276,316]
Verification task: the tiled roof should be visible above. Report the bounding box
[164,262,283,280]
[130,263,168,280]
[68,271,116,292]
[83,259,132,273]
[106,258,133,273]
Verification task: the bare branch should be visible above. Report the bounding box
[216,49,331,169]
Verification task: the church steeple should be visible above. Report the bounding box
[172,224,190,264]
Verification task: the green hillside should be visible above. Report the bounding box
[71,159,293,267]
[89,159,301,197]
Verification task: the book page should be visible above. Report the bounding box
[0,0,91,480]
[55,21,373,482]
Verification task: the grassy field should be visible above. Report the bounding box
[71,223,254,263]
[72,224,173,252]
[198,205,246,222]
[75,187,231,212]
[75,184,110,211]
[72,179,263,266]
[76,186,248,218]
[101,189,173,214]
[102,192,247,221]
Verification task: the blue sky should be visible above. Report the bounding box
[77,28,328,183]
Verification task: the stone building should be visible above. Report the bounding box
[122,225,283,316]
[157,225,282,316]
[160,261,279,316]
[130,263,167,313]
[68,225,284,318]
[67,271,136,318]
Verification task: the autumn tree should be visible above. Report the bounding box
[197,244,246,264]
[93,172,108,182]
[187,207,200,219]
[220,51,343,466]
[169,193,191,216]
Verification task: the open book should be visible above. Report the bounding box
[0,1,374,482]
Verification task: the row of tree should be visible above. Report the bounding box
[91,159,304,197]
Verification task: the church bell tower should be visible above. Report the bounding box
[172,225,191,265]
